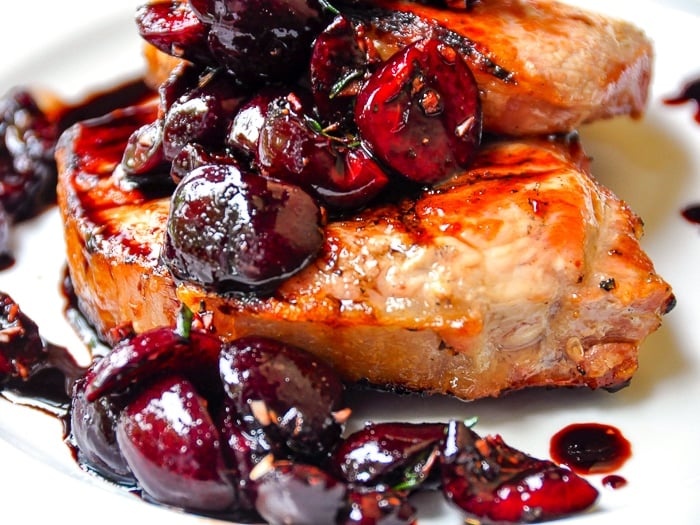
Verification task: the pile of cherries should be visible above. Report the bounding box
[0,1,604,522]
[125,0,483,294]
[0,89,60,261]
[0,293,599,524]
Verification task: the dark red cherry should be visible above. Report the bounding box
[338,487,417,525]
[355,37,482,185]
[69,375,135,485]
[219,336,347,458]
[161,70,243,160]
[309,15,369,125]
[0,292,46,383]
[253,460,346,525]
[203,0,327,85]
[226,88,289,160]
[0,88,58,219]
[162,163,323,294]
[158,62,206,115]
[332,421,445,488]
[217,403,273,511]
[116,374,235,511]
[119,119,167,176]
[440,420,599,523]
[313,146,390,212]
[256,92,335,187]
[83,326,223,402]
[135,1,213,64]
[169,142,239,184]
[257,93,389,212]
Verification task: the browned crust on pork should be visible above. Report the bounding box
[56,102,673,400]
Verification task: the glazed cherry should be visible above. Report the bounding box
[169,142,239,184]
[257,93,389,211]
[332,421,446,488]
[162,163,323,294]
[0,88,58,219]
[226,88,289,160]
[218,336,347,458]
[0,292,46,383]
[158,61,206,115]
[135,1,212,65]
[217,404,273,511]
[338,488,417,525]
[313,146,390,212]
[120,119,168,177]
[69,375,135,485]
[253,460,346,525]
[355,37,482,185]
[83,325,224,402]
[161,70,243,160]
[257,92,336,187]
[199,0,327,85]
[440,421,599,523]
[116,374,235,512]
[309,15,370,125]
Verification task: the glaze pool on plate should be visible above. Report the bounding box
[0,1,699,524]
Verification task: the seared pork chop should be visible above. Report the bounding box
[56,102,673,400]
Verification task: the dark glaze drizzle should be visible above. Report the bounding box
[602,474,628,490]
[664,76,700,123]
[549,422,631,475]
[681,204,700,225]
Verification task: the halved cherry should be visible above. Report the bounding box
[83,325,223,402]
[309,15,370,125]
[332,421,446,488]
[116,374,235,511]
[257,93,389,212]
[354,37,482,185]
[253,460,347,525]
[219,336,347,458]
[256,92,335,188]
[440,421,599,523]
[135,1,213,65]
[313,146,390,213]
[69,375,135,485]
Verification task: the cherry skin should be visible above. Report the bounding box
[355,37,482,185]
[162,163,324,294]
[116,374,235,512]
[218,336,347,458]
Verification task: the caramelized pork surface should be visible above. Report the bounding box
[56,103,673,400]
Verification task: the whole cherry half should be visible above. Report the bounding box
[355,37,482,185]
[440,420,599,523]
[116,374,236,512]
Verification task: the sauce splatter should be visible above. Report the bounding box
[602,474,628,490]
[682,204,700,225]
[549,422,631,475]
[664,76,700,124]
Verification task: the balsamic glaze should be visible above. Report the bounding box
[681,204,700,225]
[549,422,631,475]
[664,76,700,124]
[602,474,628,490]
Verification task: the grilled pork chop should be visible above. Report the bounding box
[55,101,673,400]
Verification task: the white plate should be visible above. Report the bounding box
[0,1,699,524]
